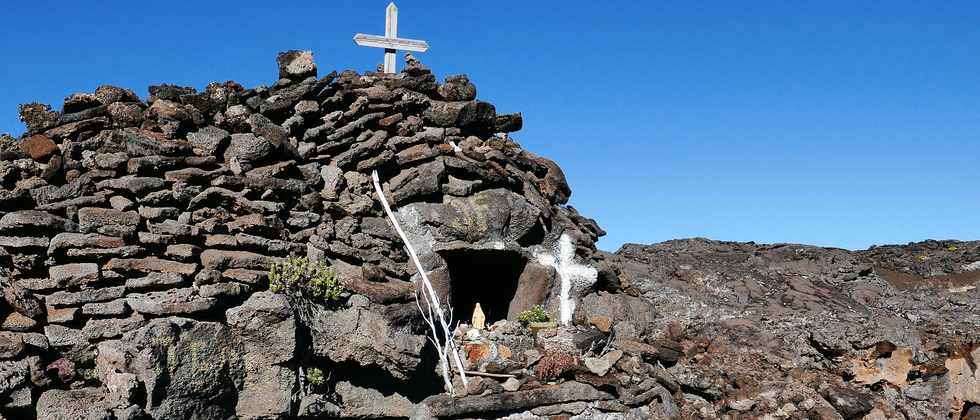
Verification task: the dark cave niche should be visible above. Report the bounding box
[441,249,527,325]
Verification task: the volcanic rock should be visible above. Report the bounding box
[277,50,317,80]
[17,135,58,161]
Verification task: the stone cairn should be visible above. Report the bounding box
[0,51,615,418]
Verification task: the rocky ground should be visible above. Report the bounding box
[0,48,976,419]
[574,238,980,419]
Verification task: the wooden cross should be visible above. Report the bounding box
[353,3,430,73]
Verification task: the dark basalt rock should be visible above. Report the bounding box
[0,134,29,161]
[277,50,317,81]
[1,276,44,319]
[822,385,874,419]
[63,93,102,114]
[18,103,59,135]
[94,85,141,106]
[147,84,196,104]
[420,381,612,417]
[437,74,477,101]
[494,112,523,134]
[423,99,496,131]
[223,133,273,174]
[117,128,191,157]
[16,135,59,162]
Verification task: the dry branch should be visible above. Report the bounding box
[371,170,469,396]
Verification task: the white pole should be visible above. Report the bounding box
[383,3,398,73]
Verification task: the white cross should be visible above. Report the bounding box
[353,3,430,73]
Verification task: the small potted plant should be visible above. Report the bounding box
[518,305,556,331]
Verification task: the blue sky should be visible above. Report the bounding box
[1,1,978,251]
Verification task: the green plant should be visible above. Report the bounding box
[306,367,325,387]
[269,256,345,302]
[948,245,958,252]
[518,305,552,326]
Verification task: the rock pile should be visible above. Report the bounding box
[1,49,978,420]
[0,50,607,419]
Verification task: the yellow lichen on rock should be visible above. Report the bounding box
[944,346,980,418]
[852,347,913,385]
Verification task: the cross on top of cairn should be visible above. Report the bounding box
[353,3,430,74]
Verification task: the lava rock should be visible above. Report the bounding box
[98,317,241,419]
[0,210,77,233]
[0,134,29,160]
[438,74,477,101]
[94,85,140,105]
[106,257,198,277]
[247,113,288,148]
[422,381,612,417]
[36,388,114,419]
[77,208,140,235]
[17,135,59,161]
[305,296,425,380]
[48,233,125,255]
[49,263,100,287]
[822,385,874,419]
[223,133,273,175]
[424,100,496,131]
[148,84,196,103]
[117,128,192,157]
[107,102,144,127]
[186,125,230,157]
[200,249,272,271]
[495,112,524,133]
[63,93,102,114]
[126,288,215,316]
[226,292,297,418]
[102,176,167,195]
[45,286,126,307]
[277,50,317,80]
[0,332,26,359]
[18,103,60,134]
[1,280,44,319]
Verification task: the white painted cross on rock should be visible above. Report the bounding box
[353,3,429,73]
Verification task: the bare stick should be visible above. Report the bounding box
[372,170,469,395]
[455,369,517,379]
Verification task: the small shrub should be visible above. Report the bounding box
[948,245,958,252]
[518,305,552,326]
[306,367,325,387]
[536,348,577,380]
[269,256,345,302]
